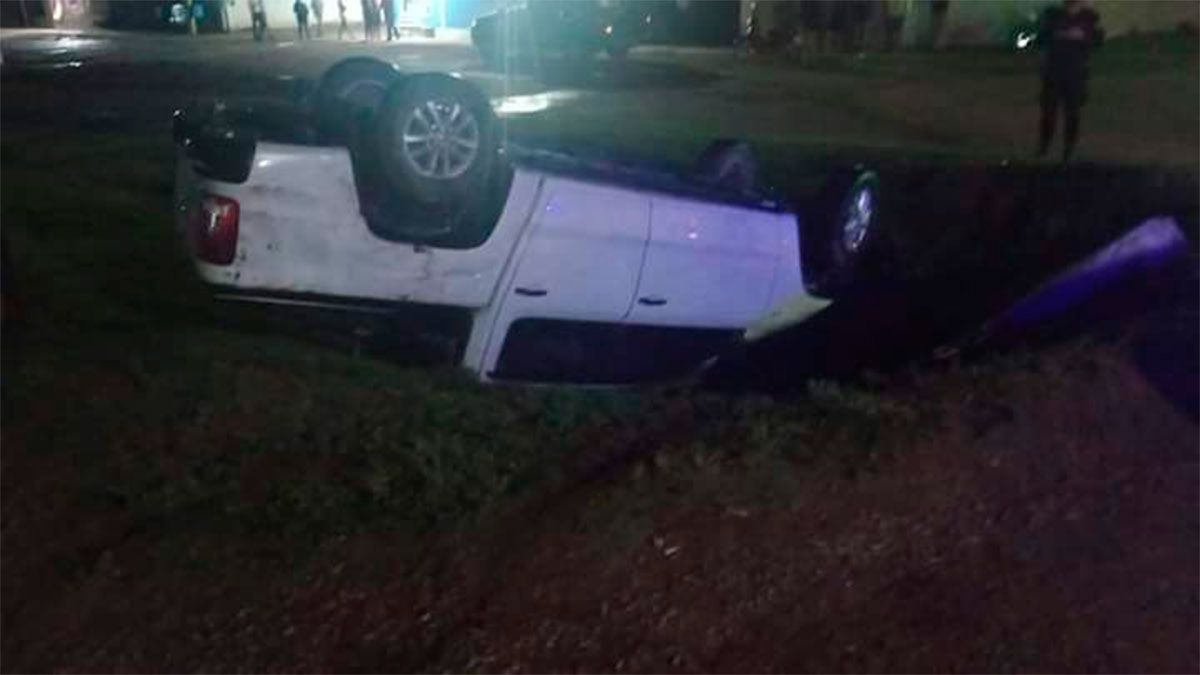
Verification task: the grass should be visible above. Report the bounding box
[503,33,1199,168]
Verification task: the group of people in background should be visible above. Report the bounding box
[361,0,403,41]
[248,0,403,42]
[242,0,1102,163]
[747,0,951,54]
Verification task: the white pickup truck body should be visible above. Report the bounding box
[176,134,830,383]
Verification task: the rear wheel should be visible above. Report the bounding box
[805,169,885,297]
[374,75,498,206]
[313,57,403,142]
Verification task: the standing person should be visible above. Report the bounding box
[1036,0,1103,162]
[742,0,761,52]
[249,0,268,41]
[310,0,323,37]
[928,0,949,50]
[293,0,310,39]
[832,0,872,52]
[883,0,911,51]
[381,0,399,41]
[361,0,377,40]
[799,0,831,55]
[829,1,850,52]
[849,0,874,52]
[218,0,232,32]
[337,0,352,39]
[773,0,799,53]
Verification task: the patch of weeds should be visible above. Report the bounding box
[571,381,934,550]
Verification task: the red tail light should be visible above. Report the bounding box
[188,193,240,265]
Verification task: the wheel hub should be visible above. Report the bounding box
[842,186,874,253]
[398,99,480,180]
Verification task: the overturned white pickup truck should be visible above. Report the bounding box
[173,58,883,383]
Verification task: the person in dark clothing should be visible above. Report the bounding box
[798,0,831,54]
[218,0,232,32]
[832,0,873,53]
[337,0,352,39]
[1037,0,1103,162]
[849,0,874,52]
[361,0,378,40]
[293,0,310,39]
[381,0,399,41]
[249,0,269,41]
[883,0,912,51]
[928,0,949,50]
[772,0,798,50]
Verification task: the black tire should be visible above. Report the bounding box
[373,74,498,206]
[804,168,885,298]
[313,57,403,142]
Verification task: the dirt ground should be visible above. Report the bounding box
[4,346,1196,673]
[276,354,1200,674]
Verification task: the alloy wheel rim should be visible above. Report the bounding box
[842,186,874,252]
[398,99,480,179]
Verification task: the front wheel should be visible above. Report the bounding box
[804,169,885,298]
[373,74,498,206]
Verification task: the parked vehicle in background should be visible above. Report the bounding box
[171,58,885,383]
[470,0,650,68]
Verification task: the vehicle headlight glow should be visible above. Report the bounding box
[492,90,581,116]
